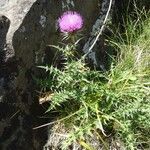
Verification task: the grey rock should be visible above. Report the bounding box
[0,0,101,149]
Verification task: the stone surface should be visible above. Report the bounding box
[0,0,101,149]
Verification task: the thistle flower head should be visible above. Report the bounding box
[58,11,83,33]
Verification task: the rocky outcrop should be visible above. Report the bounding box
[0,0,102,149]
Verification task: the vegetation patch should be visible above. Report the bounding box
[36,10,150,150]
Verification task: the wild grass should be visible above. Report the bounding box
[37,10,150,150]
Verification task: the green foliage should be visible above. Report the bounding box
[38,12,150,150]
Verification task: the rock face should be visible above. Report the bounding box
[0,0,103,149]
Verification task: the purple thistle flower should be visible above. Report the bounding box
[58,11,83,33]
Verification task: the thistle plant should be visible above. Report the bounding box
[58,11,83,33]
[37,10,150,150]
